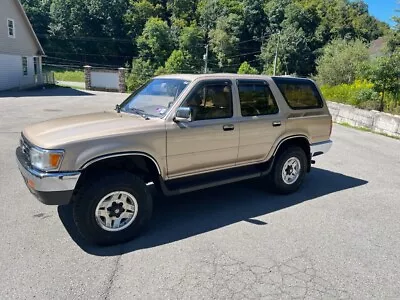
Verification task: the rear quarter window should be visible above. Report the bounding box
[272,78,323,109]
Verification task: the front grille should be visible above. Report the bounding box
[20,135,31,164]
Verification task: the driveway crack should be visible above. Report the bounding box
[102,251,122,300]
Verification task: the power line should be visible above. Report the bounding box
[44,56,124,68]
[36,33,133,43]
[45,51,134,58]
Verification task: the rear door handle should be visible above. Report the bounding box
[272,121,281,127]
[223,124,235,131]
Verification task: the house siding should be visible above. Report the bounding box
[0,0,40,56]
[0,53,36,91]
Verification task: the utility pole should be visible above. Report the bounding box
[203,44,209,74]
[273,31,280,76]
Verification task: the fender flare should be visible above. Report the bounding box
[79,152,162,175]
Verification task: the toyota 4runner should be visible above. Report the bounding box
[16,74,332,245]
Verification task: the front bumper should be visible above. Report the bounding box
[310,140,333,157]
[16,147,80,205]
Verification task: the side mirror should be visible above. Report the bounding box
[174,107,192,122]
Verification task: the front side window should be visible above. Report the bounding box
[273,77,323,109]
[33,57,39,75]
[7,19,15,38]
[22,57,27,76]
[181,82,233,121]
[120,78,190,118]
[238,82,279,116]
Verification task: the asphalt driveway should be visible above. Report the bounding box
[0,87,399,299]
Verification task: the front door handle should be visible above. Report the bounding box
[223,124,235,131]
[272,121,281,127]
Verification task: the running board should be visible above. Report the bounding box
[159,158,274,196]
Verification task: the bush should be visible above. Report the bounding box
[238,61,258,74]
[321,80,399,114]
[126,58,155,92]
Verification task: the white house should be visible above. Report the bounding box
[0,0,45,91]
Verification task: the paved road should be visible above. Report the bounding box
[57,81,85,89]
[1,88,399,299]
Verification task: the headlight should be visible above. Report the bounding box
[30,147,64,171]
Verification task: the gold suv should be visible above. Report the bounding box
[16,74,332,245]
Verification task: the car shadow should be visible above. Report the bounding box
[58,167,368,256]
[0,86,94,98]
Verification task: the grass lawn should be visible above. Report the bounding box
[52,70,85,82]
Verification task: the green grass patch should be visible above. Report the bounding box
[336,122,400,140]
[53,70,84,82]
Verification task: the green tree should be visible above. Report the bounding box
[124,0,162,38]
[21,0,51,34]
[367,54,400,111]
[179,24,204,70]
[209,14,243,70]
[161,50,191,73]
[316,39,369,85]
[260,25,312,76]
[137,17,173,68]
[126,58,155,91]
[237,61,258,74]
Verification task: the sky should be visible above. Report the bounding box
[364,0,398,26]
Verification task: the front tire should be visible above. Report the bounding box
[72,171,152,246]
[271,146,307,194]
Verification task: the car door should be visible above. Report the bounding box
[236,79,285,165]
[166,79,240,178]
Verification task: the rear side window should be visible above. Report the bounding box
[238,82,279,116]
[273,78,323,109]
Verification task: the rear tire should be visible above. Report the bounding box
[72,171,152,246]
[271,146,307,194]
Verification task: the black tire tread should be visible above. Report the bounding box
[271,146,307,195]
[72,171,152,246]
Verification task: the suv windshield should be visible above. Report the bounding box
[120,78,190,117]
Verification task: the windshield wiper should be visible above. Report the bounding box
[128,108,150,120]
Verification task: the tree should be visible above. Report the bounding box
[316,39,369,85]
[367,54,400,111]
[126,58,155,91]
[124,0,162,38]
[21,0,51,34]
[159,50,193,74]
[260,25,312,76]
[209,14,243,70]
[238,61,258,74]
[137,17,173,68]
[179,24,204,70]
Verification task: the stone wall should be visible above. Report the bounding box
[327,101,400,138]
[84,66,126,93]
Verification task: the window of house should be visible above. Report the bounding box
[22,57,28,76]
[272,77,323,109]
[7,18,15,38]
[238,81,279,116]
[33,57,39,75]
[181,82,233,121]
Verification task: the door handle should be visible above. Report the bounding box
[223,124,235,131]
[272,121,281,127]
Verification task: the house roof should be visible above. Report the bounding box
[369,37,386,58]
[14,0,45,56]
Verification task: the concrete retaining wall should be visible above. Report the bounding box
[327,101,400,138]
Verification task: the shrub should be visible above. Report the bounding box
[321,80,399,114]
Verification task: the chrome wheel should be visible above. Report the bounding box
[95,191,138,232]
[281,157,301,185]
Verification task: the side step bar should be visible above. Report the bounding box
[159,158,275,196]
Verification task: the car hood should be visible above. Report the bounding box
[22,111,164,149]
